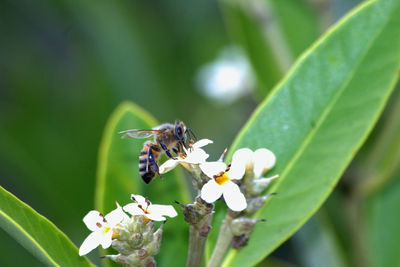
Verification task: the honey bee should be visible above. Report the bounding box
[120,121,196,184]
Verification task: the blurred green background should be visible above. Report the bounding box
[1,0,399,266]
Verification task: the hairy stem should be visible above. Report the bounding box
[207,213,234,267]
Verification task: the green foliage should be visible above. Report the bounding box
[0,1,227,263]
[95,102,191,266]
[1,0,400,266]
[0,186,94,267]
[220,0,400,266]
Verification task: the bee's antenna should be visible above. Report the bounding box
[187,128,197,141]
[185,128,192,141]
[180,141,187,149]
[185,129,190,139]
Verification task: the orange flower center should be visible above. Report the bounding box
[215,173,230,185]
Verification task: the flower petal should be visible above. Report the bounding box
[100,230,113,249]
[227,148,253,180]
[232,148,254,169]
[146,213,167,221]
[130,194,147,206]
[253,148,276,177]
[200,179,223,203]
[227,160,245,180]
[184,148,209,164]
[147,204,178,218]
[83,211,102,232]
[105,203,128,226]
[79,231,103,256]
[222,181,247,212]
[123,203,145,216]
[159,159,179,174]
[192,139,213,149]
[200,161,227,178]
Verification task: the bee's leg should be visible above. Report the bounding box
[172,148,179,155]
[159,141,177,160]
[149,146,162,178]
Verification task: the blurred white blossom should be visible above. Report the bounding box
[196,46,254,104]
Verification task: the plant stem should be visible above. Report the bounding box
[180,197,214,267]
[207,213,234,267]
[187,225,208,267]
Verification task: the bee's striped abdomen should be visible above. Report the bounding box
[139,141,161,184]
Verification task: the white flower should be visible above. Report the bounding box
[234,148,278,194]
[123,194,178,221]
[233,148,276,177]
[159,139,213,174]
[196,46,254,105]
[200,153,248,212]
[79,203,128,256]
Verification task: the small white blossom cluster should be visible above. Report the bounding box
[159,139,277,212]
[79,194,177,256]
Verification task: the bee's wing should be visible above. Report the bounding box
[119,129,162,139]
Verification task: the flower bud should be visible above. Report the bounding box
[245,193,276,214]
[251,175,279,195]
[106,215,164,267]
[230,217,265,250]
[230,217,263,236]
[177,197,214,227]
[232,234,250,249]
[112,239,133,255]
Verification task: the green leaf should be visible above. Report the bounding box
[221,0,400,266]
[95,101,190,266]
[365,171,400,267]
[0,186,94,267]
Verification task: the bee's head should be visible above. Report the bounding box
[174,121,186,142]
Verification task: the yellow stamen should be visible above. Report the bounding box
[102,226,110,235]
[215,173,230,185]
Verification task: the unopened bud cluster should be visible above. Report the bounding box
[106,216,163,267]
